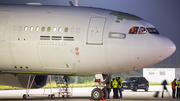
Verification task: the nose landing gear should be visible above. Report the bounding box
[91,87,108,100]
[90,74,110,100]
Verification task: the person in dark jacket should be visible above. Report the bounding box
[162,79,170,98]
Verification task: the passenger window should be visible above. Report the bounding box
[47,27,51,32]
[18,26,22,31]
[24,26,28,31]
[76,28,80,33]
[41,27,45,32]
[71,28,74,33]
[138,27,146,34]
[30,26,33,31]
[36,27,40,31]
[59,27,62,33]
[129,27,139,34]
[64,27,68,32]
[142,78,146,81]
[53,27,56,32]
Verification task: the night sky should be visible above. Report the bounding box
[0,0,180,62]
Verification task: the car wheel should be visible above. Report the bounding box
[144,85,149,92]
[51,94,55,99]
[133,86,137,92]
[23,94,26,99]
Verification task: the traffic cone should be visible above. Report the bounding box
[100,97,105,100]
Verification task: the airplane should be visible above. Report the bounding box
[0,3,176,100]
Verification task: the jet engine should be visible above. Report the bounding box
[0,74,48,88]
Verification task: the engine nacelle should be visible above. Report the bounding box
[0,74,48,88]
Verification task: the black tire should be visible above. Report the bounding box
[23,94,26,99]
[51,94,55,99]
[91,88,103,100]
[144,85,149,92]
[102,88,108,99]
[133,86,138,92]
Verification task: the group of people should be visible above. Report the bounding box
[162,78,180,99]
[105,77,180,99]
[106,77,123,99]
[171,78,180,99]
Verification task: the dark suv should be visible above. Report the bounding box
[122,76,149,92]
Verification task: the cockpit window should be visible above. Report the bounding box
[129,27,139,34]
[138,27,147,34]
[147,28,159,34]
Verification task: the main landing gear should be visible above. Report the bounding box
[90,74,111,100]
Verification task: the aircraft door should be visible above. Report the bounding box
[87,17,106,45]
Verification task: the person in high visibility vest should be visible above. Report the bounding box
[171,79,177,98]
[112,78,118,99]
[177,79,180,98]
[117,77,123,99]
[106,79,112,99]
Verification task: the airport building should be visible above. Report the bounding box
[143,68,180,83]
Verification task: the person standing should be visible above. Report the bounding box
[177,79,180,98]
[161,79,170,98]
[106,79,112,99]
[171,79,177,98]
[112,78,118,99]
[117,77,123,99]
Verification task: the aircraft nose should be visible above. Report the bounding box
[156,35,176,60]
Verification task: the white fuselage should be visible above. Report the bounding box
[0,5,176,76]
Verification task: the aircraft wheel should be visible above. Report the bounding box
[91,88,103,100]
[51,94,55,99]
[102,88,108,99]
[23,94,26,99]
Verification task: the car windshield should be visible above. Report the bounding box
[125,77,138,82]
[147,28,159,34]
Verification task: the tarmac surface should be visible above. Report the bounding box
[0,85,179,101]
